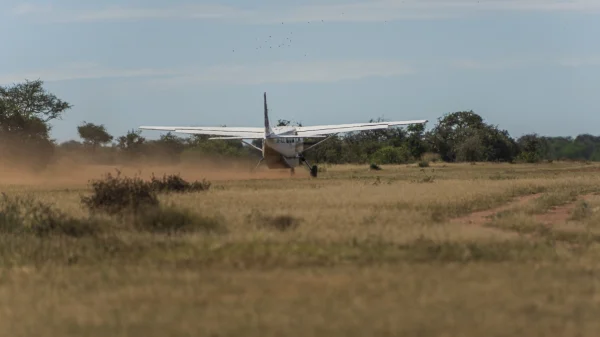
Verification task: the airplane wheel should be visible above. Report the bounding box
[310,165,318,178]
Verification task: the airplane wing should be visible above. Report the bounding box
[295,119,427,137]
[139,126,265,139]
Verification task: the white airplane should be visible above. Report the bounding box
[139,92,427,177]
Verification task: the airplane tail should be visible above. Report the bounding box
[264,92,272,136]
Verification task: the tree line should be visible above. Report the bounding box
[1,80,597,171]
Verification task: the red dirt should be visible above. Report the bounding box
[534,194,596,225]
[450,193,598,229]
[450,193,542,226]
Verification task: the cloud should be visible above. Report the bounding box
[0,60,415,86]
[452,58,539,70]
[11,3,52,15]
[0,62,178,85]
[11,3,255,23]
[12,0,600,24]
[558,56,600,67]
[150,60,415,86]
[452,55,600,70]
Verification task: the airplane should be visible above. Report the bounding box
[139,92,428,178]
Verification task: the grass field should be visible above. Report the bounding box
[2,160,600,336]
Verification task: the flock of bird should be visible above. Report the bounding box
[231,17,343,56]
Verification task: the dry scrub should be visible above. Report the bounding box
[1,161,600,336]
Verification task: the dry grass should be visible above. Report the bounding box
[2,160,600,336]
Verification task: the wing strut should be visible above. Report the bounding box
[242,140,262,152]
[299,134,338,154]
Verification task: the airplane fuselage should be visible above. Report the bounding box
[262,126,304,169]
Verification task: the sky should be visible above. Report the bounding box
[1,0,599,142]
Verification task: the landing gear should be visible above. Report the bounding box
[252,157,264,173]
[290,168,295,176]
[310,165,318,178]
[300,156,318,178]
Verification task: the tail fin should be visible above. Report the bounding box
[264,92,272,136]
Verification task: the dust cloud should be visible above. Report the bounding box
[0,151,305,188]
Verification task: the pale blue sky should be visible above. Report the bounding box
[1,0,599,142]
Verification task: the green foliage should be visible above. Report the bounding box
[0,80,71,170]
[117,129,146,159]
[7,78,600,168]
[369,163,382,171]
[370,145,412,164]
[426,111,517,163]
[144,132,187,164]
[77,121,113,149]
[0,79,71,122]
[516,134,547,163]
[407,123,428,159]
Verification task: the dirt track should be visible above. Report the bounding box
[450,192,598,227]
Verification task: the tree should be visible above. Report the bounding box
[0,79,72,170]
[145,132,186,163]
[117,129,146,159]
[77,121,113,151]
[426,111,517,162]
[406,123,428,159]
[0,79,71,122]
[276,119,302,127]
[516,134,548,163]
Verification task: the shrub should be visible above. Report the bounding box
[421,152,441,163]
[247,210,301,231]
[81,170,213,216]
[418,160,429,168]
[133,204,225,234]
[0,194,102,237]
[81,170,159,216]
[149,173,211,193]
[370,145,412,164]
[369,163,382,171]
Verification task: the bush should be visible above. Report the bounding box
[370,145,412,164]
[80,170,212,216]
[149,173,211,193]
[0,194,102,237]
[81,170,159,216]
[247,210,301,231]
[421,152,441,163]
[516,151,542,163]
[418,160,429,168]
[133,204,225,234]
[369,163,382,171]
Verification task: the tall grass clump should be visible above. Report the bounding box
[81,170,159,216]
[0,193,102,237]
[133,203,225,235]
[149,173,211,193]
[80,170,224,234]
